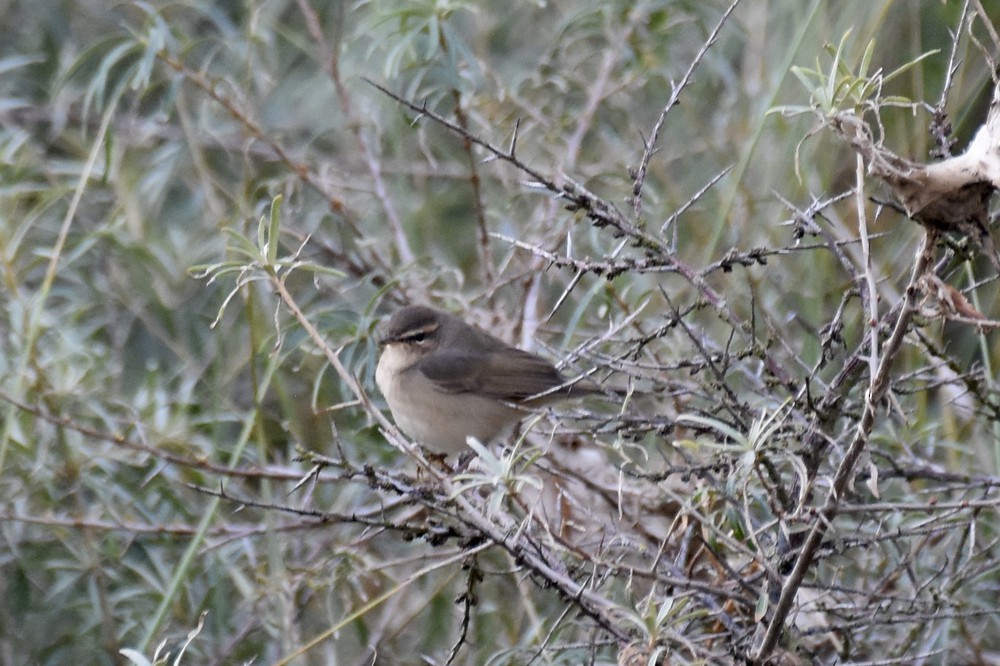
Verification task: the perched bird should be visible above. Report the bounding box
[375,305,596,454]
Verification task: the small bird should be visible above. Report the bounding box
[375,305,597,455]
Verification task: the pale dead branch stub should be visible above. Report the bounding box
[834,82,1000,271]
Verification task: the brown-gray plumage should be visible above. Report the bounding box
[375,305,595,454]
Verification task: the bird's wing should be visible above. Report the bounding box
[417,348,566,401]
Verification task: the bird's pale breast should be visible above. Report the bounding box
[376,345,523,454]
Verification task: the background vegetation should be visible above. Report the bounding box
[1,1,999,664]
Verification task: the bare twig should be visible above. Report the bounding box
[631,0,743,220]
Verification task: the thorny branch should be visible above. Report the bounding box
[367,80,801,397]
[630,0,743,220]
[752,232,938,663]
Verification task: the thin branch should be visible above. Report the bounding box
[631,0,743,219]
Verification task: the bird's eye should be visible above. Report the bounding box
[406,331,428,344]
